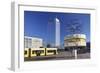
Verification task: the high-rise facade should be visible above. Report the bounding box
[55,18,60,48]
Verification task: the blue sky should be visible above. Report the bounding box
[24,11,90,47]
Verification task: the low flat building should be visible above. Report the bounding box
[24,36,43,48]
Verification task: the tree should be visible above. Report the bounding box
[46,44,51,48]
